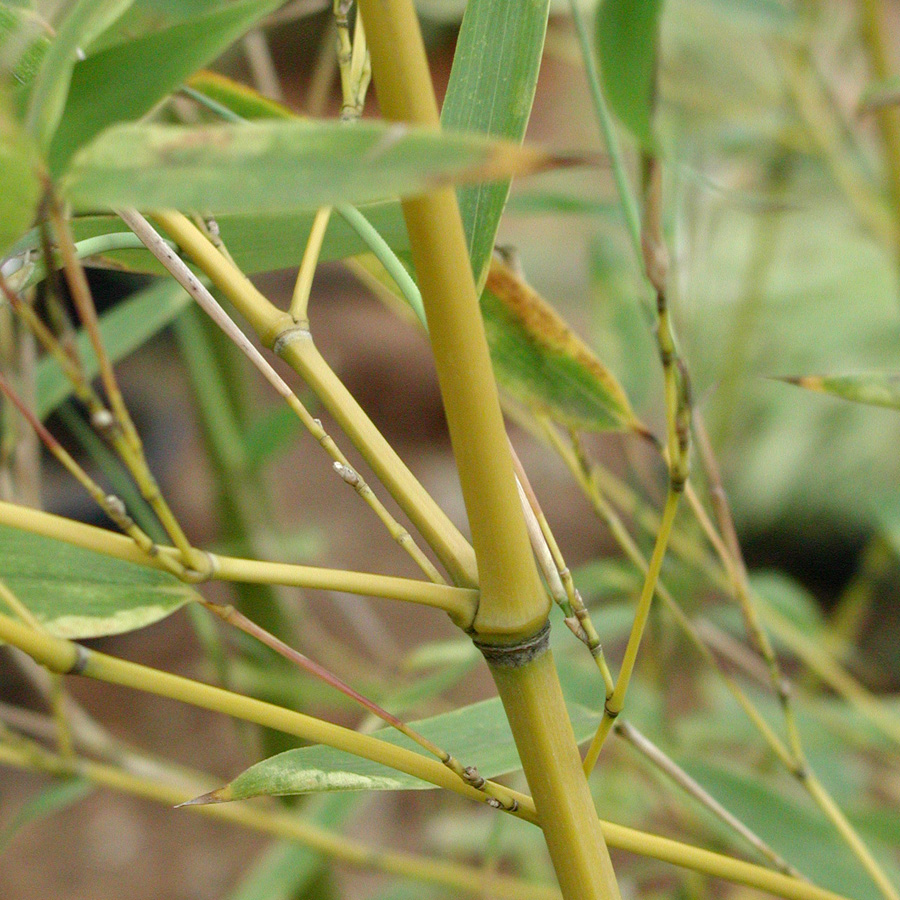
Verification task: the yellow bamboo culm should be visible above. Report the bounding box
[353,2,622,897]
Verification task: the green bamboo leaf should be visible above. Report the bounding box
[0,92,41,256]
[60,120,564,215]
[88,0,240,49]
[441,0,550,288]
[595,0,665,148]
[190,698,602,802]
[48,0,283,174]
[779,372,900,411]
[24,0,133,151]
[679,760,899,900]
[0,5,51,102]
[483,259,646,433]
[35,278,191,419]
[0,778,93,853]
[6,206,411,277]
[0,523,196,638]
[186,70,295,122]
[242,405,303,473]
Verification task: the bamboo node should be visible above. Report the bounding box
[333,462,361,486]
[271,322,311,356]
[473,622,550,669]
[462,765,486,789]
[181,551,219,584]
[68,644,91,675]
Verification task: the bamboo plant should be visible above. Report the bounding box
[0,1,898,899]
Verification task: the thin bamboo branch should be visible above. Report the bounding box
[614,720,802,878]
[0,500,478,620]
[201,599,518,807]
[0,740,557,900]
[0,374,190,580]
[290,206,332,322]
[0,611,534,818]
[0,621,856,900]
[118,207,446,588]
[539,420,796,772]
[47,199,203,572]
[150,210,478,588]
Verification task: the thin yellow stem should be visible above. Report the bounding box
[120,207,446,586]
[0,611,534,820]
[614,719,802,878]
[0,734,857,900]
[0,500,478,622]
[0,375,190,580]
[0,640,854,900]
[583,488,681,774]
[803,770,899,900]
[508,444,615,694]
[151,210,478,588]
[47,200,201,570]
[688,421,899,900]
[0,740,557,900]
[202,599,517,807]
[289,205,332,322]
[541,422,796,771]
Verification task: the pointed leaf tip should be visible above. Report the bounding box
[777,372,900,411]
[175,788,230,808]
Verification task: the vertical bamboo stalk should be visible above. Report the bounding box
[355,2,621,897]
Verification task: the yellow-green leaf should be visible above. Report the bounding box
[0,91,41,256]
[779,373,900,411]
[188,697,602,802]
[0,522,196,638]
[60,119,567,216]
[484,258,646,433]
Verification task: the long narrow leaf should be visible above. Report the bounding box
[194,699,601,801]
[48,0,284,174]
[441,0,551,288]
[0,779,93,853]
[24,0,133,150]
[0,523,196,638]
[60,120,565,215]
[779,373,900,411]
[595,0,665,148]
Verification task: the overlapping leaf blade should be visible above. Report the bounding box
[48,0,284,174]
[60,120,558,215]
[441,0,551,288]
[483,258,644,433]
[24,0,133,150]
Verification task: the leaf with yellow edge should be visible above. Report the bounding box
[484,258,648,434]
[779,373,900,412]
[186,70,295,122]
[182,698,603,803]
[0,522,196,638]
